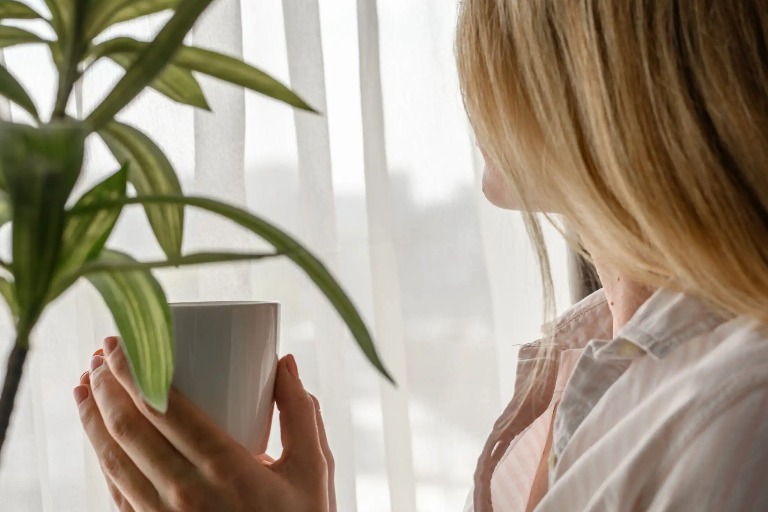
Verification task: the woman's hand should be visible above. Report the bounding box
[73,337,335,512]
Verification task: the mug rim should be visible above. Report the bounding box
[169,301,280,308]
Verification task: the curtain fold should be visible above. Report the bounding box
[192,0,251,300]
[282,2,359,510]
[356,1,418,511]
[0,2,570,511]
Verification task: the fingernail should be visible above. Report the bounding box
[104,336,118,355]
[79,371,90,384]
[90,355,104,371]
[73,386,88,404]
[93,348,104,357]
[286,354,299,379]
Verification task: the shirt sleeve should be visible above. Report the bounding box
[647,385,768,512]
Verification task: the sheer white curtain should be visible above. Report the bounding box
[0,1,571,511]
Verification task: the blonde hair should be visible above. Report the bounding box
[457,3,768,506]
[457,0,768,322]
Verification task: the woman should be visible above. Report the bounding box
[73,0,768,510]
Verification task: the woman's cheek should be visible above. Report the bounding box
[481,157,561,213]
[482,161,521,210]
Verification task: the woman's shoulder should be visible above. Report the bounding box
[613,304,768,442]
[638,325,768,511]
[685,314,768,394]
[538,314,768,511]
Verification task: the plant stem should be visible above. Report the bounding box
[87,0,215,130]
[46,251,281,304]
[0,334,29,460]
[79,251,280,274]
[52,0,88,119]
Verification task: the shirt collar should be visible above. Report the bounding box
[616,287,727,359]
[545,287,728,361]
[542,288,613,350]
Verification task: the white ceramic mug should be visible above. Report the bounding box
[170,301,280,454]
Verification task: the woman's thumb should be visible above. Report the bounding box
[274,355,324,465]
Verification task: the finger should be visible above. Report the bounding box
[74,384,162,511]
[102,337,256,474]
[89,354,195,494]
[103,473,135,512]
[80,371,136,512]
[275,355,324,468]
[309,395,334,473]
[311,395,336,512]
[255,453,276,466]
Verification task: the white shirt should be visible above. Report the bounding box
[466,288,768,511]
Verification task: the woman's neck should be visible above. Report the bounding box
[593,262,654,337]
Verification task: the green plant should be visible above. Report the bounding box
[0,0,393,458]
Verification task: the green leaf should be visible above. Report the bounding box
[98,121,183,258]
[175,46,315,112]
[107,52,209,109]
[86,0,216,129]
[55,250,276,303]
[0,275,19,320]
[43,0,62,35]
[0,1,44,20]
[101,0,179,26]
[0,25,47,49]
[78,250,278,274]
[85,0,179,40]
[44,0,73,41]
[0,120,86,326]
[0,64,38,118]
[49,165,128,300]
[86,249,173,412]
[71,195,394,383]
[89,37,315,112]
[0,189,11,228]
